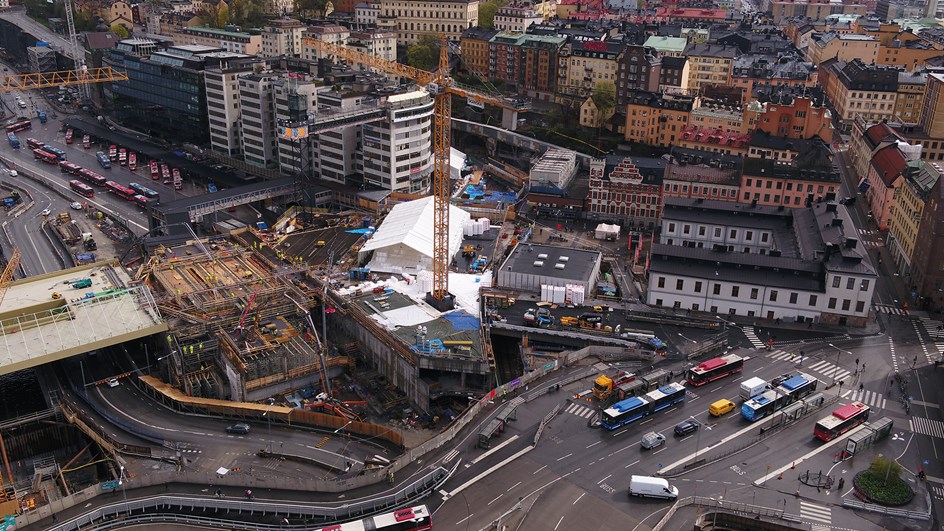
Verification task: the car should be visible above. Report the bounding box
[709,399,737,417]
[839,196,856,206]
[106,378,119,388]
[40,208,50,216]
[226,423,250,435]
[70,202,82,210]
[640,431,666,450]
[674,419,700,436]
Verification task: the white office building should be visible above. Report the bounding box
[239,72,278,168]
[362,90,434,193]
[205,61,259,157]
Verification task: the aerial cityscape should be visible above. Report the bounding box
[0,0,939,528]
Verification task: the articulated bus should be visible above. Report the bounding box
[104,181,136,201]
[686,354,745,387]
[129,182,159,202]
[69,180,94,198]
[602,383,687,430]
[42,145,66,160]
[741,373,818,422]
[59,161,83,175]
[316,505,432,531]
[78,169,107,187]
[25,138,44,150]
[814,402,870,442]
[5,121,31,133]
[33,149,58,164]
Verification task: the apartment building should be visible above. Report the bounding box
[911,173,944,311]
[864,143,917,230]
[176,26,262,55]
[624,90,694,147]
[683,44,739,95]
[806,32,879,66]
[888,161,940,277]
[689,99,746,134]
[239,72,278,168]
[348,30,398,68]
[559,40,624,97]
[765,0,867,23]
[310,90,366,186]
[731,54,817,101]
[303,24,351,61]
[354,2,381,26]
[676,126,751,156]
[461,26,498,77]
[362,90,434,193]
[521,35,565,100]
[747,85,834,142]
[739,139,841,208]
[205,61,259,157]
[893,70,926,126]
[662,148,742,203]
[494,3,543,33]
[616,45,660,105]
[643,35,687,57]
[819,59,899,131]
[489,32,526,86]
[260,18,306,58]
[659,56,690,93]
[377,0,478,46]
[587,156,664,228]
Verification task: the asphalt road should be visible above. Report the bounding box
[0,7,78,61]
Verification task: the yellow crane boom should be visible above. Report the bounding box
[0,67,128,93]
[0,248,21,308]
[303,36,524,305]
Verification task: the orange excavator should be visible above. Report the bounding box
[304,393,366,422]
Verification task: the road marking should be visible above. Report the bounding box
[597,474,612,484]
[470,435,519,465]
[455,514,473,526]
[487,494,502,505]
[608,444,635,457]
[573,493,585,505]
[586,441,601,448]
[711,385,723,392]
[507,481,521,492]
[445,446,534,498]
[799,500,832,526]
[557,453,573,462]
[653,447,667,455]
[533,465,546,475]
[555,515,565,530]
[754,425,869,484]
[640,418,653,424]
[613,429,628,437]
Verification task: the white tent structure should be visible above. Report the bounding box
[595,223,621,241]
[360,196,471,275]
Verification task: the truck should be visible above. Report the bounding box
[614,369,668,401]
[37,111,46,123]
[1,191,21,208]
[629,475,678,500]
[593,370,636,401]
[739,377,767,401]
[578,312,604,329]
[559,316,578,327]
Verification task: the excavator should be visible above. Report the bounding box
[304,392,367,422]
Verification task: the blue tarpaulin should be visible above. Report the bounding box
[346,228,374,234]
[444,310,481,331]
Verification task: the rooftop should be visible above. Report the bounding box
[500,244,601,282]
[643,35,688,52]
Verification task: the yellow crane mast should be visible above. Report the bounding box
[0,67,127,93]
[302,35,526,307]
[0,247,20,308]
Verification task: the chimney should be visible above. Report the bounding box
[826,203,837,213]
[831,218,843,227]
[845,237,858,249]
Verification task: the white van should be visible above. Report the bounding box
[629,475,678,500]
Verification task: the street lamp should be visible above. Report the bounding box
[334,420,354,434]
[118,465,128,506]
[262,399,276,453]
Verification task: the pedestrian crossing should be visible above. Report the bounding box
[873,303,907,315]
[931,484,944,502]
[917,318,944,360]
[840,389,886,409]
[798,500,831,529]
[767,350,852,382]
[741,326,765,349]
[910,416,944,440]
[564,402,596,419]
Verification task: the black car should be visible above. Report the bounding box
[225,423,250,435]
[839,196,856,206]
[674,419,700,436]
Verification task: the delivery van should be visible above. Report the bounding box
[709,399,736,417]
[629,476,679,500]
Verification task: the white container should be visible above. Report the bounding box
[463,222,474,237]
[478,218,490,233]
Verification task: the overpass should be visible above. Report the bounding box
[0,260,167,376]
[452,117,593,167]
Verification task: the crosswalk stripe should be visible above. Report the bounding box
[799,501,831,524]
[565,403,577,414]
[807,360,829,371]
[911,417,944,439]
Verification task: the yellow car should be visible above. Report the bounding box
[709,399,736,417]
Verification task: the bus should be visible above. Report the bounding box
[128,152,137,171]
[150,160,159,179]
[602,396,651,430]
[82,134,90,149]
[5,121,31,133]
[118,148,127,166]
[25,138,44,150]
[642,382,687,414]
[108,145,117,161]
[814,402,870,442]
[741,373,818,422]
[316,505,432,531]
[6,133,19,149]
[96,151,112,169]
[161,164,170,183]
[65,129,73,144]
[42,145,66,160]
[105,181,136,200]
[686,354,745,387]
[133,194,151,208]
[59,161,83,175]
[129,182,159,202]
[33,149,58,164]
[69,180,94,198]
[78,169,107,187]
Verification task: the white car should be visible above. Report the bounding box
[106,378,119,388]
[70,202,82,210]
[40,208,50,216]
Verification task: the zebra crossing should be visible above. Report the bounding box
[798,500,831,530]
[910,416,944,440]
[840,389,886,409]
[873,303,907,315]
[564,402,596,419]
[931,484,944,502]
[917,317,944,359]
[767,350,852,382]
[741,326,766,349]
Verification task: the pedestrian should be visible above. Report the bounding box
[859,383,864,391]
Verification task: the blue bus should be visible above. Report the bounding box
[6,133,19,149]
[42,144,66,160]
[643,382,687,413]
[96,151,112,169]
[129,182,160,203]
[741,373,816,422]
[602,396,650,430]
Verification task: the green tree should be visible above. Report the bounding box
[110,23,130,39]
[200,1,229,28]
[478,0,500,28]
[295,0,333,18]
[591,81,616,127]
[407,43,436,71]
[869,456,902,483]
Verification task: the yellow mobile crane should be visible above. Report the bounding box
[303,35,527,309]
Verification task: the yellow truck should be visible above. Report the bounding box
[592,370,636,401]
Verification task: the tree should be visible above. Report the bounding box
[295,0,332,18]
[591,81,616,128]
[200,0,229,28]
[478,0,500,28]
[407,43,436,71]
[110,23,130,39]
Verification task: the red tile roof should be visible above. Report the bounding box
[679,126,750,149]
[864,123,903,149]
[871,144,907,187]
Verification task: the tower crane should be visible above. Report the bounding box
[0,248,20,308]
[302,35,528,310]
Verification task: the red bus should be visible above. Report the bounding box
[150,160,159,179]
[105,181,136,200]
[25,138,44,150]
[108,145,117,161]
[33,149,58,164]
[814,402,870,442]
[317,505,432,531]
[65,129,74,144]
[133,194,150,208]
[119,148,127,166]
[79,169,107,187]
[6,121,31,133]
[59,161,83,175]
[82,134,91,149]
[161,164,171,184]
[128,152,137,171]
[69,180,94,198]
[686,354,745,387]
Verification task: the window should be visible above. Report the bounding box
[714,228,722,238]
[683,224,691,234]
[730,229,737,238]
[750,288,759,300]
[761,233,769,243]
[695,281,703,293]
[846,278,855,290]
[698,226,706,236]
[842,299,851,311]
[832,276,841,288]
[668,223,676,232]
[676,279,684,290]
[809,295,818,306]
[860,279,870,291]
[746,231,753,241]
[713,284,721,295]
[828,297,837,309]
[856,301,865,312]
[658,277,665,288]
[770,290,778,302]
[731,286,740,297]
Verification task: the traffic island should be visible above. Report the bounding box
[851,456,915,506]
